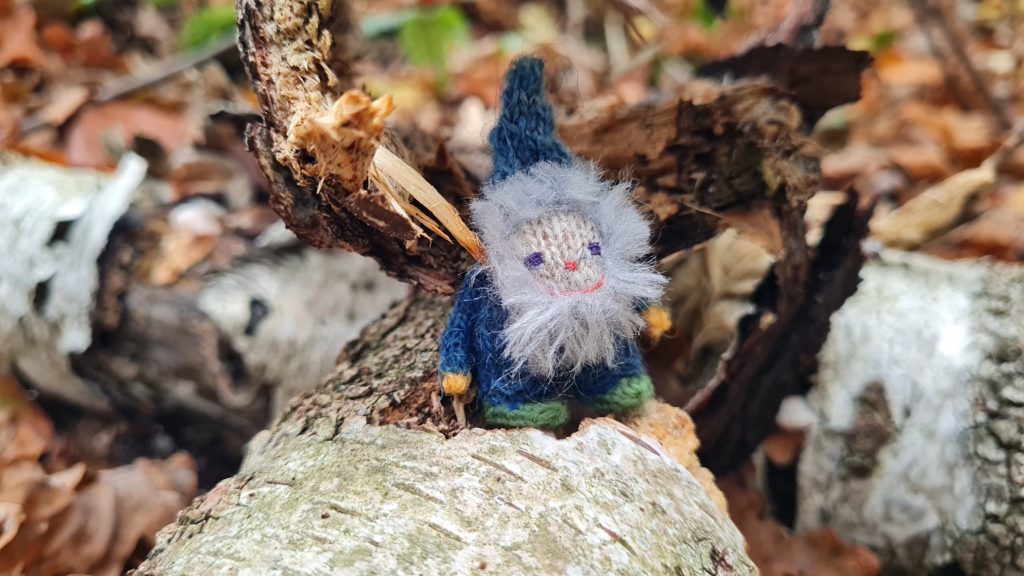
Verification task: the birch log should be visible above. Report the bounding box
[0,153,405,479]
[136,293,757,576]
[798,251,1024,575]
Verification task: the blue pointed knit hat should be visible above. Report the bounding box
[488,57,573,185]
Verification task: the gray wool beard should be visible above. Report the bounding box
[471,160,668,380]
[489,259,666,379]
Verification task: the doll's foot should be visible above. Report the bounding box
[484,400,569,429]
[589,374,654,414]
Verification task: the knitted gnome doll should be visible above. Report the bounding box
[439,57,671,429]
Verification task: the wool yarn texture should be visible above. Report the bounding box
[438,57,668,429]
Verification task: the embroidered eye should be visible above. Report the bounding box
[588,242,602,256]
[524,252,544,269]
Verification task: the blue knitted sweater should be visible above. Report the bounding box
[439,267,646,409]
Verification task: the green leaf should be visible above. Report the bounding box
[694,0,720,29]
[397,5,470,90]
[868,30,899,54]
[181,5,236,49]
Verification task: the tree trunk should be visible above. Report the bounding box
[798,251,1024,575]
[135,293,757,576]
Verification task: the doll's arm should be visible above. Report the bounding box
[635,296,672,343]
[642,306,672,342]
[439,274,479,396]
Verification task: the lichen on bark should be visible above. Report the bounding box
[798,251,1024,574]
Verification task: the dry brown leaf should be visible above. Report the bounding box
[0,502,23,550]
[887,143,951,182]
[924,184,1024,260]
[0,375,197,575]
[821,145,888,187]
[0,375,53,464]
[2,456,196,575]
[942,111,998,165]
[871,161,996,249]
[149,210,222,285]
[35,84,90,128]
[168,151,252,206]
[71,19,122,69]
[720,464,880,576]
[79,455,198,576]
[39,19,121,69]
[720,202,784,256]
[0,102,19,146]
[0,6,47,70]
[651,229,774,405]
[64,101,199,168]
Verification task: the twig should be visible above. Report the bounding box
[20,35,238,136]
[908,0,1012,130]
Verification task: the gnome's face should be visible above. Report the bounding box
[513,212,604,295]
[472,162,667,378]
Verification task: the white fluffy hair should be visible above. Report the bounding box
[472,161,667,378]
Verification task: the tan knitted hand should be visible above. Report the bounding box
[441,373,471,396]
[643,306,672,343]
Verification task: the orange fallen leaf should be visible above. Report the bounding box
[762,429,806,467]
[721,464,880,576]
[0,6,47,70]
[873,52,943,89]
[64,101,199,168]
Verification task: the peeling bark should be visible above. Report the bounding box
[237,0,476,294]
[798,251,1024,575]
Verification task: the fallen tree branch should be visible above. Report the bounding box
[137,294,756,575]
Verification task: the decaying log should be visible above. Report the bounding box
[137,294,756,575]
[0,152,405,482]
[798,251,1024,575]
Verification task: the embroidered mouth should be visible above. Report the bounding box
[548,275,605,297]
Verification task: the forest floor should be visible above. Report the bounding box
[1,0,1022,573]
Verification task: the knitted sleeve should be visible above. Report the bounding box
[438,272,480,375]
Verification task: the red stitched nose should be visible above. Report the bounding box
[564,260,578,271]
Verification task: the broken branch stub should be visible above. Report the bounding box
[237,0,475,293]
